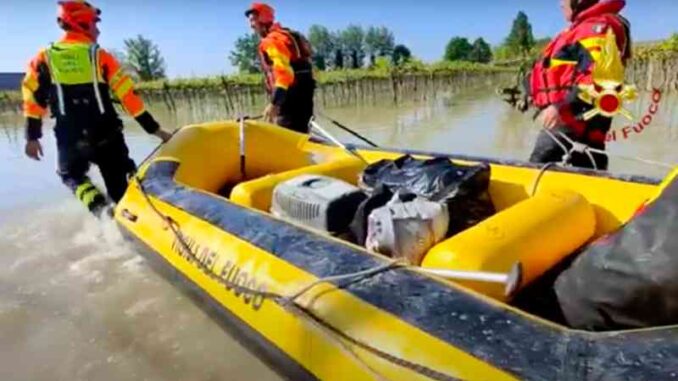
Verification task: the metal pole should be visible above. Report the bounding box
[309,118,369,164]
[239,115,246,180]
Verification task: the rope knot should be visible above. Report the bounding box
[570,141,588,154]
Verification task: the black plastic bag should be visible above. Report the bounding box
[554,175,678,330]
[360,155,488,200]
[358,155,495,235]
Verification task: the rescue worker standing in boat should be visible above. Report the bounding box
[245,3,316,133]
[22,0,172,217]
[527,0,631,170]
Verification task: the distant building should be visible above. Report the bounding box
[0,73,24,91]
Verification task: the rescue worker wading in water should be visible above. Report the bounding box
[526,0,631,170]
[245,3,316,133]
[22,0,172,217]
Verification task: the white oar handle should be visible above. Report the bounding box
[417,263,523,298]
[419,268,508,283]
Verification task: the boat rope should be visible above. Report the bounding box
[133,127,184,178]
[542,128,675,170]
[530,162,557,197]
[285,259,405,304]
[542,128,599,170]
[529,128,676,196]
[283,302,393,381]
[287,301,461,381]
[131,176,461,381]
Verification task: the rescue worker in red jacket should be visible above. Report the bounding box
[23,1,172,217]
[245,3,316,133]
[527,0,631,170]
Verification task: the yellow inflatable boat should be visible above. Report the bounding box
[115,120,678,381]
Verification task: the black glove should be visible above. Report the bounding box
[497,86,530,113]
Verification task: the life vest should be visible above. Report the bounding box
[259,25,313,93]
[529,1,630,109]
[44,41,121,143]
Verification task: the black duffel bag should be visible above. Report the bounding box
[351,155,495,242]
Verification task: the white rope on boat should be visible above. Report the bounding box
[286,259,522,306]
[530,162,557,196]
[285,260,405,304]
[542,127,675,170]
[283,301,393,381]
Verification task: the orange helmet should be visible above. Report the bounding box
[57,1,101,35]
[245,3,275,25]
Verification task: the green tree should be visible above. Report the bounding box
[123,35,166,81]
[308,25,333,70]
[391,44,412,66]
[364,26,395,66]
[331,30,345,69]
[110,49,138,80]
[229,33,260,74]
[468,38,492,63]
[661,33,678,51]
[529,37,551,56]
[444,37,472,61]
[505,11,535,57]
[341,25,365,69]
[373,56,392,72]
[333,48,345,69]
[313,54,327,71]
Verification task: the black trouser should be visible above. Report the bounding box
[529,128,609,170]
[57,132,136,214]
[276,77,315,134]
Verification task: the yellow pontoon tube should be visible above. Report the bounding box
[115,120,677,381]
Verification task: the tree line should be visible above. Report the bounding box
[119,11,547,80]
[230,24,412,73]
[444,11,547,63]
[230,12,547,73]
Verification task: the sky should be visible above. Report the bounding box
[1,0,676,78]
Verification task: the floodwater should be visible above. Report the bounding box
[0,87,676,380]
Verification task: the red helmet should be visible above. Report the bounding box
[571,0,599,16]
[245,2,275,25]
[57,1,101,35]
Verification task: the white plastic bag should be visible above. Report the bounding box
[366,194,449,265]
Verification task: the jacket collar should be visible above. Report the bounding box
[268,23,284,34]
[60,31,94,44]
[575,0,625,23]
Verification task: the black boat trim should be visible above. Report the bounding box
[127,159,676,381]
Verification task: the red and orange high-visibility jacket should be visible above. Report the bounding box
[528,0,631,143]
[22,31,159,142]
[258,23,313,106]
